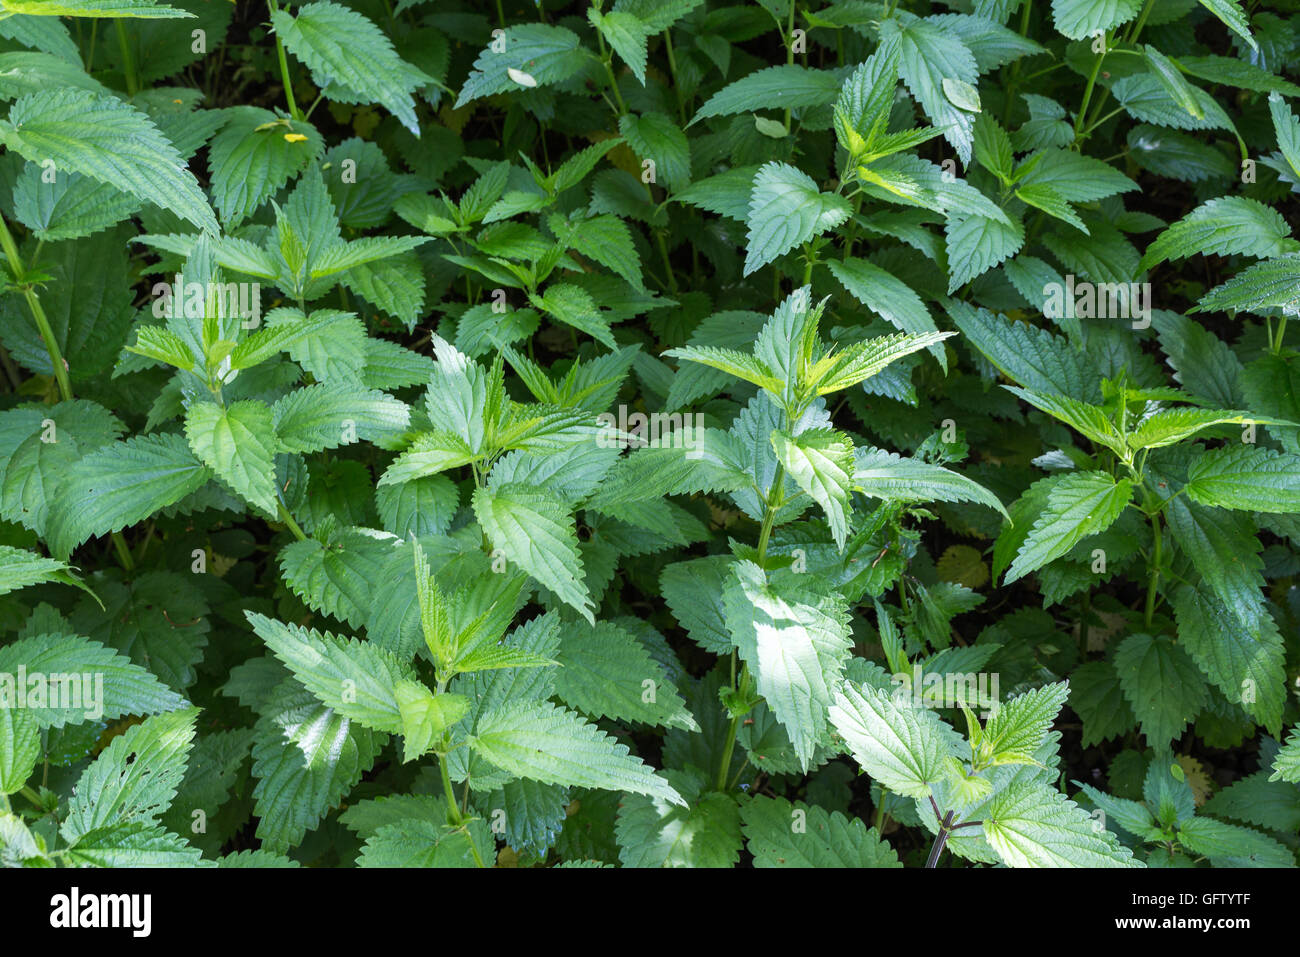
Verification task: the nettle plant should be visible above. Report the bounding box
[0,0,1299,869]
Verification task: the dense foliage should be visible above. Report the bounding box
[1,0,1299,870]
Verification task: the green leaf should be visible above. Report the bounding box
[945,212,1025,292]
[615,772,742,867]
[271,1,430,135]
[1271,728,1300,783]
[744,162,851,276]
[1,0,192,17]
[979,682,1070,766]
[811,332,954,395]
[455,24,589,108]
[0,89,215,233]
[590,9,652,85]
[394,680,467,762]
[62,823,202,867]
[1003,387,1126,455]
[1178,817,1293,867]
[184,400,280,515]
[660,556,736,656]
[1127,408,1279,450]
[468,700,685,805]
[619,112,690,189]
[1004,471,1132,584]
[741,795,901,867]
[828,680,957,799]
[771,429,856,550]
[472,483,594,622]
[249,678,383,853]
[1171,582,1285,734]
[531,283,615,349]
[0,632,188,728]
[61,707,199,845]
[207,107,324,227]
[946,301,1100,401]
[12,163,139,243]
[852,447,1008,516]
[880,17,979,164]
[272,383,410,454]
[826,258,944,368]
[0,706,39,795]
[1014,183,1087,234]
[1269,92,1300,182]
[1115,633,1208,748]
[691,65,841,125]
[1195,0,1256,52]
[553,621,696,731]
[357,814,490,867]
[981,782,1140,867]
[1050,0,1141,40]
[1196,255,1300,316]
[724,562,853,771]
[1141,197,1296,271]
[45,433,211,560]
[247,612,410,735]
[1185,446,1300,512]
[0,545,95,601]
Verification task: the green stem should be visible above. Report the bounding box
[439,755,463,824]
[783,1,797,131]
[662,29,686,124]
[1002,0,1034,124]
[1122,0,1159,44]
[21,785,41,806]
[277,503,308,541]
[1273,315,1288,354]
[1144,510,1162,628]
[756,462,786,567]
[112,532,135,572]
[874,787,889,832]
[114,20,138,96]
[0,214,73,403]
[717,712,740,791]
[270,1,301,120]
[0,214,137,569]
[1073,38,1107,138]
[655,231,679,293]
[594,28,627,117]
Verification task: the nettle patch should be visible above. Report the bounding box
[0,0,1298,870]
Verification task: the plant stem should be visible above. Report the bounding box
[1073,37,1107,138]
[926,809,956,868]
[662,29,686,124]
[756,462,786,566]
[783,1,797,131]
[717,712,740,791]
[1002,0,1034,123]
[874,786,889,831]
[277,502,308,541]
[439,755,463,824]
[114,21,138,96]
[594,28,628,117]
[269,1,301,120]
[0,214,73,403]
[655,231,679,293]
[1144,510,1161,628]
